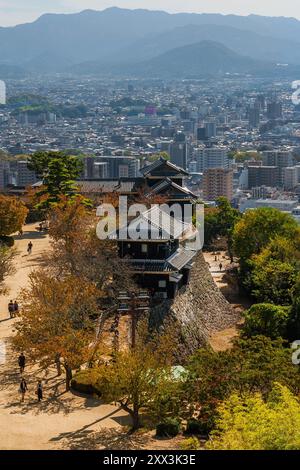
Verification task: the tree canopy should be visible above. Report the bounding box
[206,383,300,450]
[13,271,101,390]
[184,336,300,432]
[96,326,180,430]
[233,207,299,263]
[242,303,291,339]
[27,151,85,210]
[0,195,28,237]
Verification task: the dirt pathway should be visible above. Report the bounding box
[203,251,247,351]
[0,223,130,450]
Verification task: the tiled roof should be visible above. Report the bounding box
[123,248,196,273]
[78,179,137,193]
[110,205,192,240]
[145,178,197,199]
[140,157,189,176]
[167,248,196,270]
[126,259,173,272]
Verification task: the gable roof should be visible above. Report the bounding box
[140,157,189,177]
[145,178,197,199]
[109,204,192,241]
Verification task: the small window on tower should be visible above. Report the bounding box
[141,244,148,253]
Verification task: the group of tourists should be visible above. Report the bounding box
[18,353,43,403]
[8,300,19,318]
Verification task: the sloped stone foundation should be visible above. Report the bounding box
[150,252,240,361]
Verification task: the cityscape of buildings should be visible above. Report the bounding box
[1,76,300,220]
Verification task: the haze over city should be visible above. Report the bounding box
[1,0,300,26]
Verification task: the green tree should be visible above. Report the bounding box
[251,260,296,305]
[287,276,300,341]
[233,207,299,263]
[204,198,240,257]
[206,383,300,450]
[215,197,240,261]
[243,303,291,339]
[249,235,300,304]
[184,337,300,432]
[0,195,28,236]
[204,207,220,247]
[27,151,84,209]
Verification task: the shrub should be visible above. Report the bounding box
[180,437,200,451]
[0,236,14,247]
[156,418,180,438]
[71,369,102,396]
[186,419,208,435]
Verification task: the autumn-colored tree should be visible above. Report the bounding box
[48,196,135,297]
[206,383,300,450]
[0,195,28,236]
[0,244,15,295]
[96,326,180,430]
[13,271,101,390]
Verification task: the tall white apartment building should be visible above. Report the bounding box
[283,166,298,191]
[196,146,229,172]
[0,80,6,105]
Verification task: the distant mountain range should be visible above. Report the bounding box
[1,7,300,77]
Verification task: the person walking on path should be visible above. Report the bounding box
[19,378,28,403]
[27,241,33,255]
[36,381,43,402]
[219,262,223,272]
[8,300,14,318]
[14,300,19,316]
[18,353,26,374]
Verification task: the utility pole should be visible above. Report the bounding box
[117,290,150,348]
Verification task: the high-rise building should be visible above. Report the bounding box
[197,146,229,172]
[16,161,37,187]
[204,122,217,138]
[0,160,9,189]
[283,167,298,190]
[197,122,217,141]
[203,168,233,201]
[84,156,139,179]
[248,105,260,129]
[262,150,293,186]
[248,166,279,189]
[0,80,6,105]
[170,142,188,170]
[267,101,283,120]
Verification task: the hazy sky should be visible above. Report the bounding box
[1,0,300,26]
